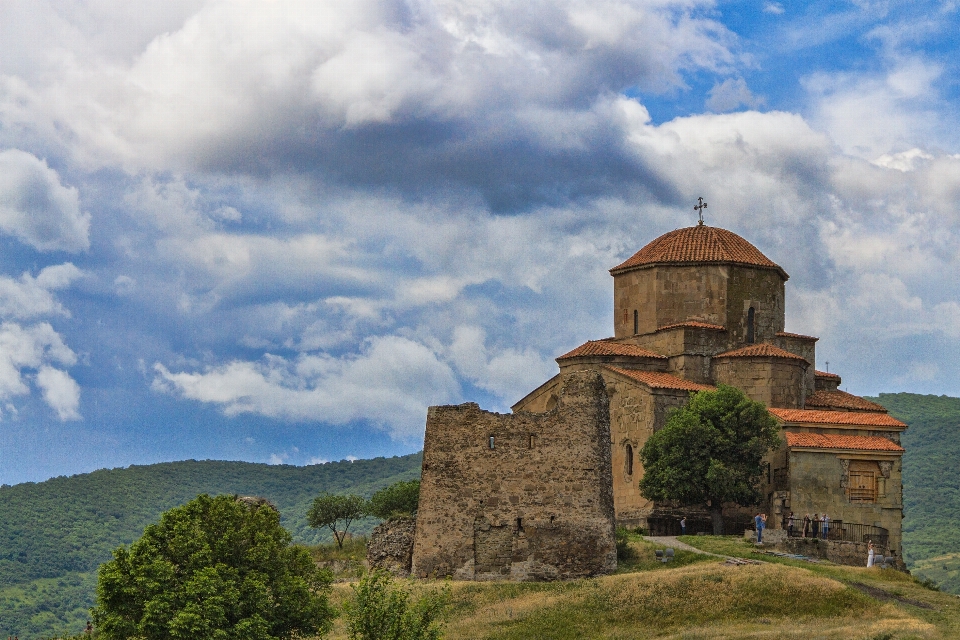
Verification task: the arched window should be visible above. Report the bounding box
[747,307,756,344]
[625,444,634,476]
[633,310,639,335]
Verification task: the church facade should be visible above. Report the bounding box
[411,222,905,580]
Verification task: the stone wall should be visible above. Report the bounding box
[368,517,417,576]
[613,265,785,345]
[786,450,903,555]
[411,370,617,581]
[713,357,807,408]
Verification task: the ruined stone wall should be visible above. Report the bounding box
[368,517,416,576]
[411,371,617,581]
[787,450,903,556]
[713,357,807,408]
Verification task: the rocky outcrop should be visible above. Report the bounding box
[367,517,416,576]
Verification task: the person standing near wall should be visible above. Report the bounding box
[812,513,820,539]
[680,516,686,535]
[867,541,875,567]
[822,513,830,540]
[802,513,810,538]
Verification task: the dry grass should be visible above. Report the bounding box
[317,535,960,639]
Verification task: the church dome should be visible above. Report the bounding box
[609,224,788,280]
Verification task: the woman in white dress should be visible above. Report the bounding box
[867,540,875,567]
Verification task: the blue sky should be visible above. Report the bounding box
[1,0,959,484]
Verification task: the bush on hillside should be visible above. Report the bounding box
[345,570,449,640]
[367,480,421,520]
[91,494,334,640]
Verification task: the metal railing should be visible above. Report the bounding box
[647,514,755,536]
[784,518,888,547]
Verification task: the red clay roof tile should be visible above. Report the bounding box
[557,339,666,360]
[784,432,903,452]
[805,390,887,413]
[815,370,841,380]
[657,321,726,332]
[610,225,788,279]
[769,408,906,428]
[715,343,808,362]
[605,367,715,391]
[776,331,819,342]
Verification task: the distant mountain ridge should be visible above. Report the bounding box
[0,453,422,639]
[868,393,960,590]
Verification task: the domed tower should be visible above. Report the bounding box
[609,223,789,346]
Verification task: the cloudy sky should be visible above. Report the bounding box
[1,0,958,484]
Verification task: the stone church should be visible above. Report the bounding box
[411,220,905,580]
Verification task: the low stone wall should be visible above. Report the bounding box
[743,531,900,569]
[367,517,416,576]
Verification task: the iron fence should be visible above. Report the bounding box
[784,518,888,547]
[647,514,755,536]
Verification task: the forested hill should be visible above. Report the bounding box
[869,393,960,592]
[0,453,421,590]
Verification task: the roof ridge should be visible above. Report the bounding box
[604,366,715,392]
[715,343,808,362]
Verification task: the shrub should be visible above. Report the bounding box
[345,570,450,640]
[367,481,421,520]
[92,494,334,640]
[616,527,636,563]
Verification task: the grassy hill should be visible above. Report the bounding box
[0,453,421,639]
[868,393,960,589]
[320,534,958,639]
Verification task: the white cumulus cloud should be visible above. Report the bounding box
[0,150,90,252]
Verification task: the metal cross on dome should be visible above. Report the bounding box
[694,197,707,225]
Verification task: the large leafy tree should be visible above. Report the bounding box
[366,480,420,520]
[639,384,781,534]
[307,493,367,548]
[92,494,334,640]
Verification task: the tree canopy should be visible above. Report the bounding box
[308,493,367,549]
[638,385,781,534]
[91,494,334,640]
[367,480,420,520]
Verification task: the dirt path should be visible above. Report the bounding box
[644,535,730,557]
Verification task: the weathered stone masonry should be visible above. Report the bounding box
[411,370,617,581]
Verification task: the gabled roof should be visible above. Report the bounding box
[776,331,819,342]
[715,343,808,362]
[657,321,726,332]
[785,432,904,453]
[769,408,906,428]
[557,339,666,361]
[605,367,714,392]
[610,225,789,280]
[805,390,887,413]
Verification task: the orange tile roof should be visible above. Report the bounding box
[657,321,726,332]
[715,343,808,362]
[610,225,788,279]
[605,367,715,391]
[557,339,666,361]
[784,432,903,453]
[805,390,887,413]
[776,331,819,342]
[815,370,841,380]
[769,408,906,428]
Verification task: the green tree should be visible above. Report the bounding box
[91,494,333,640]
[638,385,781,535]
[308,493,367,549]
[367,480,421,520]
[345,570,449,640]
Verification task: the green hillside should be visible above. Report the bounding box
[0,453,421,639]
[868,393,960,589]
